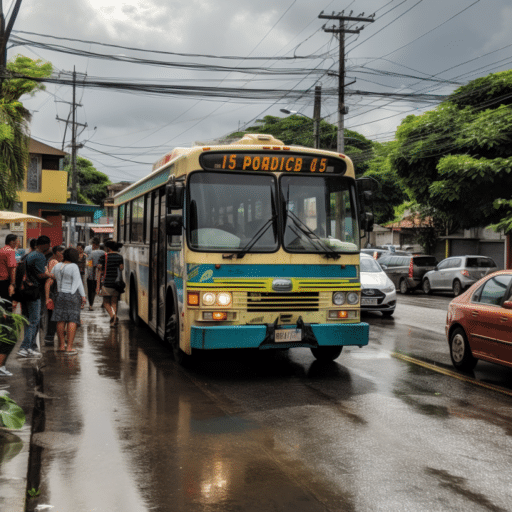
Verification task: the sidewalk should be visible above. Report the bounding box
[0,303,127,512]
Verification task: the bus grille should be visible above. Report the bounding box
[247,292,319,312]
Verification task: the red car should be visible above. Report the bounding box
[446,270,512,371]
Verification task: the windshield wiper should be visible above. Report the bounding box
[223,215,277,259]
[286,210,340,260]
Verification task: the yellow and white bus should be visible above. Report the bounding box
[113,134,373,363]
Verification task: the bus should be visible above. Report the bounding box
[113,133,373,363]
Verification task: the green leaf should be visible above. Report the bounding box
[0,396,26,430]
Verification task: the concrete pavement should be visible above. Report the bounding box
[0,302,127,512]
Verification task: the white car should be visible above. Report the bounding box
[360,253,397,317]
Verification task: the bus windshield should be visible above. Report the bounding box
[188,172,278,252]
[281,175,359,254]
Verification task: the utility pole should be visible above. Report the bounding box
[0,0,23,83]
[313,85,321,149]
[56,67,87,246]
[56,68,87,203]
[319,10,375,153]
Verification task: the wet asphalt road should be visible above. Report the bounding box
[26,294,512,512]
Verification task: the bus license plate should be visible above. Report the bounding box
[275,329,302,342]
[361,298,378,305]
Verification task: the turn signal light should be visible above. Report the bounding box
[187,292,199,306]
[212,312,228,321]
[329,310,348,319]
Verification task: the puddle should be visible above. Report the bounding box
[0,430,23,465]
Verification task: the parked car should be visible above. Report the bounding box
[422,255,498,296]
[378,253,438,294]
[446,270,512,371]
[360,253,396,316]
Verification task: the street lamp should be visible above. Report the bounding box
[280,109,320,149]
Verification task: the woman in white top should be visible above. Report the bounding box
[49,248,87,354]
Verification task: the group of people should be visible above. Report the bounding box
[0,234,124,377]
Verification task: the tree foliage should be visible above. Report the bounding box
[0,55,53,209]
[390,70,512,231]
[228,115,374,173]
[63,156,111,205]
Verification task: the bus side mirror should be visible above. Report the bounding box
[361,212,374,232]
[167,214,183,236]
[166,179,185,211]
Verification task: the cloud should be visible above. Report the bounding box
[10,0,512,182]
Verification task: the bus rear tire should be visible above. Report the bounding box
[310,346,342,362]
[129,283,141,327]
[166,312,188,365]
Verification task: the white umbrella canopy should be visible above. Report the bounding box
[0,211,51,225]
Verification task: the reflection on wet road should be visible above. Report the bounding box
[30,298,512,512]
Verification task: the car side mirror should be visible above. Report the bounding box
[380,264,388,270]
[503,301,512,310]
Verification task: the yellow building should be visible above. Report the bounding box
[12,138,99,248]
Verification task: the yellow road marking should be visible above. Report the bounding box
[392,352,512,398]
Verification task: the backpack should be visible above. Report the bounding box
[12,255,40,302]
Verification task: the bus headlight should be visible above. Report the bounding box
[333,292,345,305]
[216,292,232,307]
[347,292,359,305]
[202,292,216,306]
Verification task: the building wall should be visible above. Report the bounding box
[18,169,68,207]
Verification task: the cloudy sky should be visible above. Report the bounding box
[7,0,512,183]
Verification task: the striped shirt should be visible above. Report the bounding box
[98,252,124,287]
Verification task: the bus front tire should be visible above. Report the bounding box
[166,312,187,365]
[310,346,342,362]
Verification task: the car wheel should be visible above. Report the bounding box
[452,280,462,296]
[399,278,409,294]
[449,327,477,371]
[310,346,343,362]
[382,310,394,317]
[422,279,432,295]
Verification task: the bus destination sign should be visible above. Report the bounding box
[200,152,346,174]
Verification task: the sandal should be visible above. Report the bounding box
[64,350,78,355]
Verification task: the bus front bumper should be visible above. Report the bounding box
[190,321,369,350]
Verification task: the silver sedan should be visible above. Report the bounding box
[360,254,397,316]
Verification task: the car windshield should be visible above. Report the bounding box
[281,175,359,254]
[188,172,278,252]
[360,257,382,273]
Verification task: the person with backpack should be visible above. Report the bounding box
[0,234,19,376]
[17,236,52,358]
[96,241,124,327]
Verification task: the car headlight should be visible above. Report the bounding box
[382,285,395,293]
[216,292,232,307]
[333,292,346,305]
[347,292,359,305]
[202,292,216,306]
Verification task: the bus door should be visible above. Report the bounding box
[149,189,159,330]
[149,188,167,335]
[157,191,167,336]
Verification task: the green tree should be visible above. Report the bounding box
[0,55,53,209]
[363,141,408,225]
[390,70,512,232]
[63,156,111,205]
